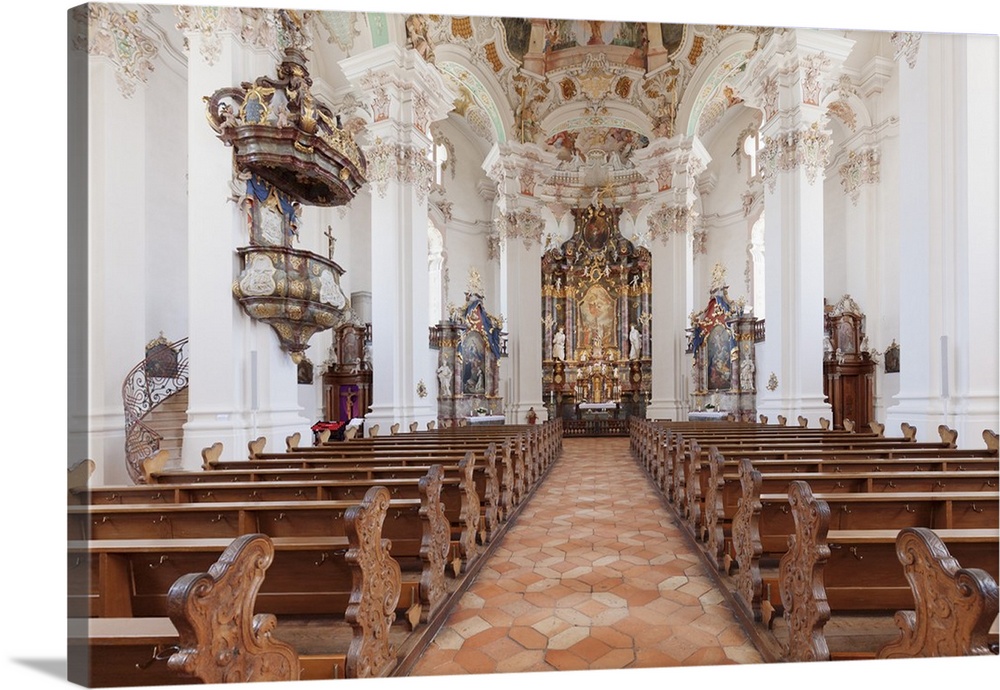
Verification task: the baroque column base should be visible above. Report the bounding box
[365,402,437,434]
[507,401,548,425]
[755,394,831,428]
[646,399,686,422]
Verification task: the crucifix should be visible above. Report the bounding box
[324,225,336,260]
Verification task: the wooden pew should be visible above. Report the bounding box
[161,444,507,548]
[729,457,999,623]
[678,439,997,542]
[877,527,999,659]
[696,446,999,565]
[73,487,403,685]
[776,482,999,661]
[70,467,453,626]
[75,470,481,565]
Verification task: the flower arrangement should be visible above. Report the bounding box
[475,406,488,416]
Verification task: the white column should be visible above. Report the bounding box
[738,29,855,423]
[504,237,547,423]
[953,34,1000,446]
[646,233,689,421]
[757,161,830,421]
[340,45,457,430]
[181,32,308,467]
[886,33,1000,445]
[88,51,147,484]
[632,136,710,421]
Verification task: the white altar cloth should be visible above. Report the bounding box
[465,415,506,425]
[688,411,729,421]
[578,402,618,411]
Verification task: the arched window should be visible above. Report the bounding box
[749,215,765,319]
[428,223,444,326]
[427,140,449,189]
[743,130,761,180]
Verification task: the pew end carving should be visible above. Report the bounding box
[344,486,402,678]
[142,449,170,485]
[248,437,267,459]
[777,415,787,427]
[983,429,998,453]
[870,421,885,437]
[390,423,400,435]
[938,425,958,448]
[818,418,831,430]
[317,429,332,444]
[759,415,768,425]
[200,442,224,470]
[901,423,917,442]
[369,424,380,438]
[285,432,301,451]
[797,416,809,428]
[877,527,999,659]
[426,421,436,431]
[409,422,419,432]
[166,533,301,683]
[779,481,832,661]
[457,452,480,571]
[843,419,856,433]
[704,448,726,571]
[417,465,450,623]
[732,458,763,620]
[69,459,96,493]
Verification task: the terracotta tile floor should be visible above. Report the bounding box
[409,437,763,676]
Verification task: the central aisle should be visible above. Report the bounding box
[409,436,762,675]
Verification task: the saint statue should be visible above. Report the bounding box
[629,324,641,360]
[740,357,756,391]
[552,326,566,361]
[437,361,452,397]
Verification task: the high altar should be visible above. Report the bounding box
[541,203,651,419]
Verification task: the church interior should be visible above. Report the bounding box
[52,1,1000,688]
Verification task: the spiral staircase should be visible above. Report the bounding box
[122,336,189,484]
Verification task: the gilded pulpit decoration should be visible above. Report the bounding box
[232,247,349,363]
[205,47,367,206]
[210,49,365,365]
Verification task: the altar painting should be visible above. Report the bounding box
[578,284,616,352]
[706,325,734,390]
[460,331,487,395]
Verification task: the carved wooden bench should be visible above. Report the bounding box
[699,447,999,573]
[776,481,999,661]
[72,487,403,685]
[730,457,999,623]
[157,448,507,548]
[70,469,454,627]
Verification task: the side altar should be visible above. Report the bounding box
[430,276,505,427]
[686,269,761,422]
[541,203,651,420]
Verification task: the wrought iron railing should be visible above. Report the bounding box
[122,336,189,484]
